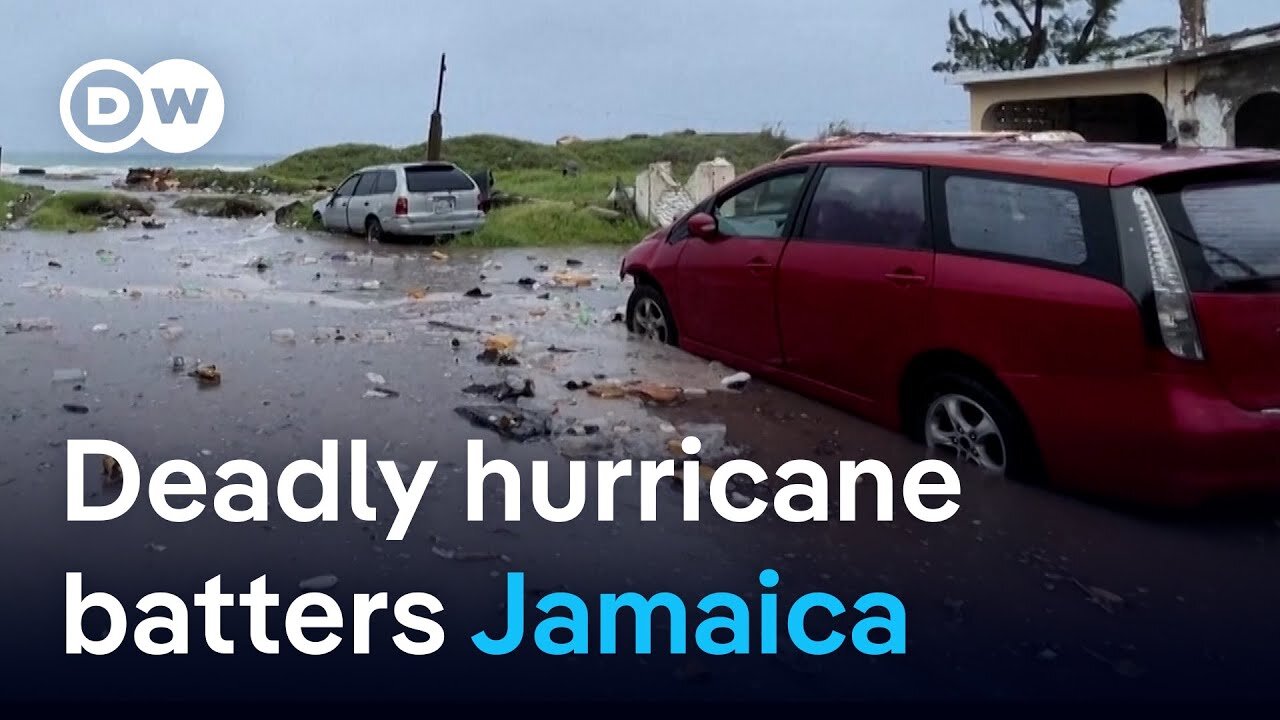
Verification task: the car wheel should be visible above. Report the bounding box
[626,283,677,345]
[919,373,1036,479]
[365,217,383,243]
[312,211,323,226]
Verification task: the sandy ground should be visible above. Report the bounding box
[1,189,1278,703]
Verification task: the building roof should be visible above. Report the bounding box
[947,21,1280,87]
[772,139,1280,185]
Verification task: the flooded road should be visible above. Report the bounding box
[1,201,1278,703]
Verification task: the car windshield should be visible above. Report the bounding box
[404,165,474,193]
[1176,179,1280,288]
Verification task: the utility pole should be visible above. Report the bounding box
[426,53,446,161]
[1179,0,1208,51]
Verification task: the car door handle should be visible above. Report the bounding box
[746,257,773,274]
[884,268,927,285]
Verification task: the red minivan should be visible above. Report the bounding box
[620,140,1280,505]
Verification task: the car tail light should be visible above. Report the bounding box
[394,197,408,216]
[1131,187,1203,361]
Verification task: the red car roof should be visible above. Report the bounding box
[773,141,1280,186]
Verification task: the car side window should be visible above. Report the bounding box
[714,171,808,239]
[353,173,378,197]
[945,176,1087,266]
[374,170,397,194]
[800,166,927,248]
[334,175,359,197]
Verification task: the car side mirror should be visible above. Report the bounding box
[687,212,718,239]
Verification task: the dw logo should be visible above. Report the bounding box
[60,59,225,154]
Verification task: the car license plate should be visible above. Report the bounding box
[434,197,455,213]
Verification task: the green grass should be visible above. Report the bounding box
[0,179,53,226]
[174,194,274,218]
[458,203,647,247]
[27,192,155,231]
[275,195,327,230]
[264,129,794,193]
[171,169,318,194]
[494,169,630,207]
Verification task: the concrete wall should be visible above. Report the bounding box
[964,44,1280,148]
[634,159,737,227]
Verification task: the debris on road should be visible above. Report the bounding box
[455,405,552,441]
[298,574,340,592]
[463,374,535,402]
[141,218,166,230]
[366,372,387,386]
[721,371,751,390]
[564,380,593,391]
[406,287,429,300]
[52,369,87,384]
[189,364,222,386]
[552,271,593,288]
[270,328,296,344]
[158,323,184,341]
[249,256,271,272]
[364,388,400,399]
[3,317,55,333]
[464,287,492,298]
[428,320,476,333]
[586,380,683,405]
[143,541,168,553]
[62,403,89,414]
[517,277,537,286]
[430,545,511,563]
[431,250,449,261]
[566,258,584,267]
[48,260,62,268]
[478,334,520,365]
[91,323,109,333]
[360,280,381,291]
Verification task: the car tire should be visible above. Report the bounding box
[312,211,323,226]
[626,283,678,345]
[918,372,1039,481]
[365,216,383,243]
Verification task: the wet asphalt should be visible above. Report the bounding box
[1,187,1278,703]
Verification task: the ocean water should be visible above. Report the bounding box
[0,150,280,178]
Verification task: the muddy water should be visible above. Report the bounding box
[1,205,1278,703]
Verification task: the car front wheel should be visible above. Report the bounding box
[365,217,383,243]
[626,283,677,345]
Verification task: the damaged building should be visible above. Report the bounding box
[950,20,1280,149]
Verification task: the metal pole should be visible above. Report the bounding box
[426,54,446,161]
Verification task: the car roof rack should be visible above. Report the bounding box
[777,130,1086,159]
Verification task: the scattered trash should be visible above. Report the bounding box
[48,260,62,268]
[96,249,117,265]
[455,405,552,441]
[366,372,387,386]
[1078,582,1125,614]
[169,356,187,373]
[683,388,709,398]
[270,328,296,344]
[680,423,729,461]
[158,324,184,341]
[298,574,339,592]
[364,388,401,399]
[555,432,617,460]
[534,263,550,272]
[431,250,449,261]
[3,317,55,333]
[91,323,109,333]
[62,403,89,414]
[103,456,123,484]
[721,371,751,390]
[428,320,475,333]
[517,277,536,286]
[463,375,534,402]
[564,380,593,391]
[464,287,492,299]
[478,334,520,365]
[565,258,584,267]
[611,306,625,323]
[143,542,167,553]
[587,380,683,405]
[249,256,271,272]
[552,271,593,288]
[406,287,428,300]
[815,437,842,456]
[430,545,510,563]
[189,364,222,386]
[141,218,166,230]
[52,369,87,384]
[360,280,381,291]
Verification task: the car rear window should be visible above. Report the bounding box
[404,165,474,193]
[1176,180,1280,285]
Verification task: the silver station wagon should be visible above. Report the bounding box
[313,162,486,242]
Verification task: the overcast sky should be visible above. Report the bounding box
[2,0,1275,155]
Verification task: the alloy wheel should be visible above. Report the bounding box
[924,393,1007,473]
[632,297,669,343]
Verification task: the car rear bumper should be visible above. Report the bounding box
[1008,373,1280,505]
[386,211,485,236]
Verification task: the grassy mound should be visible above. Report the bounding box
[459,202,647,247]
[174,194,274,218]
[172,169,318,195]
[0,180,54,227]
[265,129,794,192]
[28,192,155,231]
